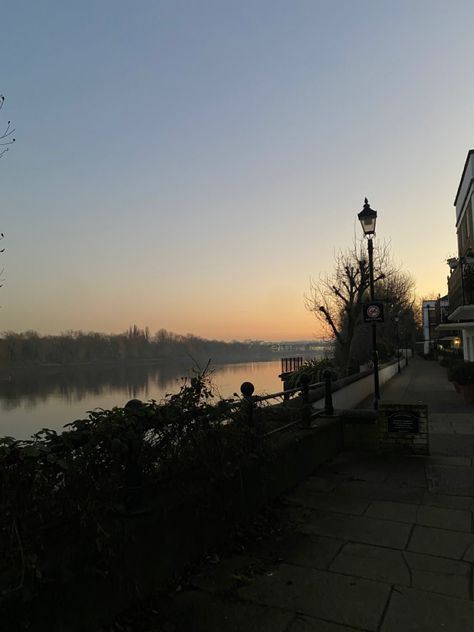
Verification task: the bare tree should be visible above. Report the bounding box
[306,240,416,374]
[0,95,15,159]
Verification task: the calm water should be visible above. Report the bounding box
[0,359,296,439]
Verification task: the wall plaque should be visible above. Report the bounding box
[388,411,419,433]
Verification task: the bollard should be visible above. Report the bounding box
[323,370,334,415]
[240,381,255,426]
[299,373,311,426]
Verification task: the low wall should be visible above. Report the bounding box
[312,359,402,411]
[341,404,429,455]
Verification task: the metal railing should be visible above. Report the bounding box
[239,370,334,437]
[280,356,304,374]
[448,259,474,314]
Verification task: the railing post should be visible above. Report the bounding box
[240,381,255,426]
[299,373,311,426]
[323,370,334,415]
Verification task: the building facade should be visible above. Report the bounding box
[447,150,474,360]
[422,296,458,356]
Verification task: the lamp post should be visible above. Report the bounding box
[395,316,401,373]
[358,198,380,409]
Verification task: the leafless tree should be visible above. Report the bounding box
[305,240,416,374]
[0,95,15,159]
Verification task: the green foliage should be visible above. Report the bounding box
[447,361,474,385]
[0,368,260,601]
[285,358,337,388]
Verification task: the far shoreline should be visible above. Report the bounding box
[0,351,324,377]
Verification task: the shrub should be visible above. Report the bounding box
[447,361,474,385]
[285,358,337,389]
[0,367,260,601]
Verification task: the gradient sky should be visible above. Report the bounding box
[0,0,472,341]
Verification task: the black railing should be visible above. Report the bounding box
[280,356,304,374]
[239,370,334,436]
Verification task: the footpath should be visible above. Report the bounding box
[127,357,474,632]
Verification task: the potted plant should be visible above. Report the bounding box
[447,361,474,402]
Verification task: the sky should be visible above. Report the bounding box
[0,0,472,341]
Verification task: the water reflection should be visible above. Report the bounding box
[0,359,288,439]
[0,363,192,411]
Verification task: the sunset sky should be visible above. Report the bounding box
[0,0,472,341]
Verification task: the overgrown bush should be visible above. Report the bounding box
[0,368,261,601]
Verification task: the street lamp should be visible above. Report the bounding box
[358,198,380,409]
[395,316,401,373]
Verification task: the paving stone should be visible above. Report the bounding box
[422,491,474,511]
[462,543,474,561]
[430,413,474,426]
[299,510,411,549]
[165,589,293,632]
[408,525,474,560]
[430,421,454,434]
[429,434,474,458]
[282,533,344,570]
[452,421,474,435]
[331,461,392,483]
[365,500,418,523]
[337,480,424,503]
[426,464,474,495]
[385,467,427,488]
[285,489,369,515]
[238,562,390,631]
[426,456,472,467]
[416,505,471,532]
[303,475,341,493]
[283,503,316,526]
[404,551,471,599]
[288,614,357,631]
[329,542,409,584]
[191,555,259,592]
[381,585,474,631]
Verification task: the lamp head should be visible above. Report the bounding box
[358,197,377,236]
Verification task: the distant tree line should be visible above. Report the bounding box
[0,326,278,367]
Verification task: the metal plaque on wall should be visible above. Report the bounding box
[387,411,419,433]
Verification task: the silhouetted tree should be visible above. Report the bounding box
[0,95,15,159]
[306,240,417,374]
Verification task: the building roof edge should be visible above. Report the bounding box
[454,149,474,206]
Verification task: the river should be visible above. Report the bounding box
[0,358,313,439]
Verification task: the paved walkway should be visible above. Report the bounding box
[143,358,474,631]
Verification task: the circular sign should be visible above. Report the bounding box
[367,304,381,319]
